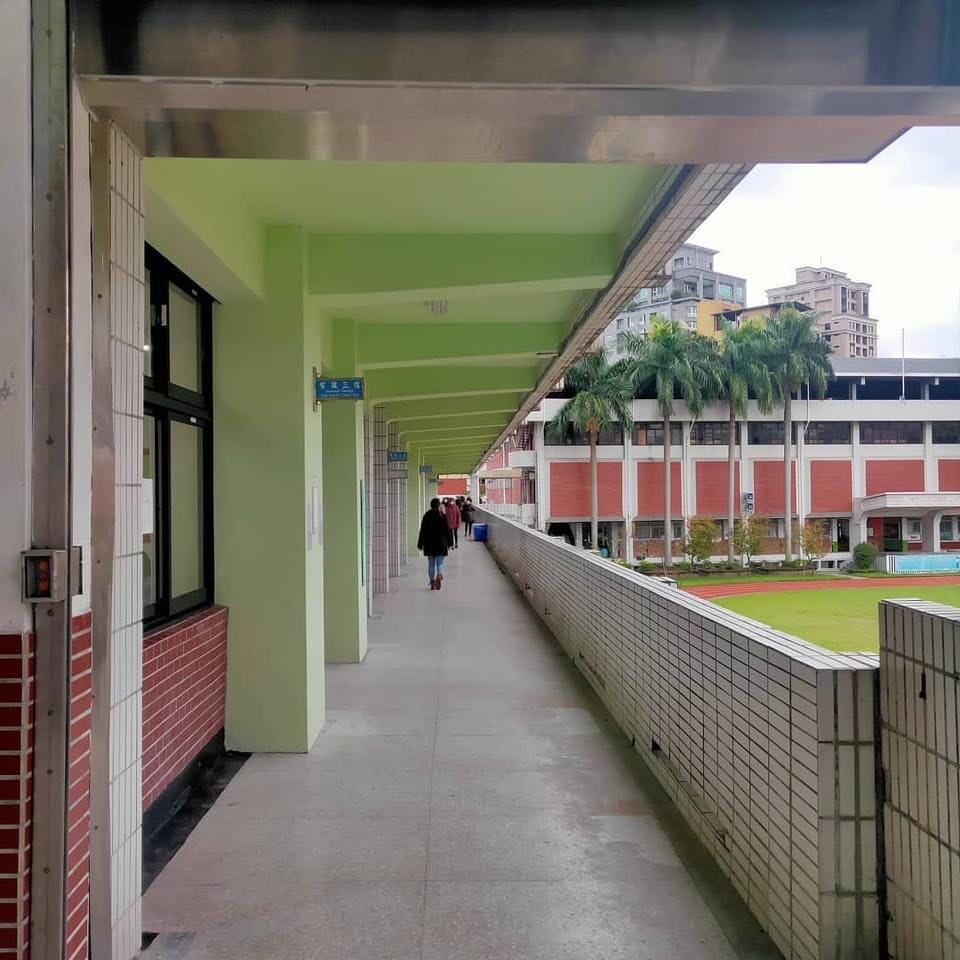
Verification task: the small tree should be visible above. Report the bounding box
[853,542,878,571]
[686,516,719,566]
[795,519,830,571]
[732,514,767,567]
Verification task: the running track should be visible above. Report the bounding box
[686,575,960,600]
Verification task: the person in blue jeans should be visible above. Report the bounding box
[417,497,452,590]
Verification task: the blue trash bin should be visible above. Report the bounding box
[472,523,488,542]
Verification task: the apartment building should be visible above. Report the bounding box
[602,243,746,357]
[767,265,878,356]
[485,357,960,565]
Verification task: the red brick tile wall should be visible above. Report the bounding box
[636,461,682,519]
[810,460,853,513]
[549,462,622,518]
[694,461,739,516]
[142,607,228,811]
[437,477,467,497]
[753,460,797,515]
[939,459,960,491]
[865,459,924,496]
[67,613,92,960]
[0,629,34,960]
[0,612,91,960]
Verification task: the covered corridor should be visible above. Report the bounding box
[140,543,775,960]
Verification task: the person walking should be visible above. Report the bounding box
[445,496,462,548]
[462,497,475,538]
[417,497,452,590]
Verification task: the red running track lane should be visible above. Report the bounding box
[686,575,960,600]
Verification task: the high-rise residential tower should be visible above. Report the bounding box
[767,266,878,356]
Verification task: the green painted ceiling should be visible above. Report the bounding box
[145,158,665,473]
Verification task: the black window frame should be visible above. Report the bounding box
[690,421,740,445]
[634,422,683,446]
[933,422,960,444]
[804,421,851,445]
[859,421,923,445]
[143,245,215,627]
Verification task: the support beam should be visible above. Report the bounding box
[309,234,613,306]
[322,318,367,663]
[384,394,522,423]
[366,365,539,402]
[401,421,508,438]
[358,321,565,369]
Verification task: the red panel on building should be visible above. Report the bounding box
[810,460,853,513]
[142,606,229,810]
[636,461,682,518]
[865,459,924,496]
[939,460,960,491]
[550,461,622,517]
[694,461,739,516]
[437,477,467,496]
[753,460,797,515]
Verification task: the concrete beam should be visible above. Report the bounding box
[357,321,565,370]
[308,234,614,306]
[365,364,539,402]
[383,394,523,423]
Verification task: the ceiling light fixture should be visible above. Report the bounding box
[426,299,448,316]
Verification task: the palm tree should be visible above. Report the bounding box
[717,322,774,563]
[549,351,634,553]
[620,319,716,567]
[764,307,832,561]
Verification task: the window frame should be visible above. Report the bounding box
[143,245,215,628]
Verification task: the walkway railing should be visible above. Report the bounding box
[478,509,880,960]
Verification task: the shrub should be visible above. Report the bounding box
[685,516,719,565]
[853,542,878,571]
[732,514,767,566]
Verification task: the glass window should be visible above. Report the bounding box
[718,282,734,300]
[940,516,956,542]
[766,519,782,539]
[748,421,786,445]
[702,279,715,298]
[933,422,960,443]
[169,283,202,394]
[673,257,684,269]
[143,414,157,611]
[687,304,697,317]
[635,521,682,540]
[690,421,739,445]
[170,419,204,597]
[860,422,923,444]
[635,422,683,446]
[804,421,851,444]
[144,246,214,626]
[735,286,745,303]
[144,267,153,378]
[545,423,623,446]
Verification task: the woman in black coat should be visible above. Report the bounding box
[417,498,452,590]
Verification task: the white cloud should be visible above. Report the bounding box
[689,127,960,358]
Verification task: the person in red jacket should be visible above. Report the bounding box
[444,497,462,549]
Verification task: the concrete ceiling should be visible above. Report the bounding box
[144,158,669,473]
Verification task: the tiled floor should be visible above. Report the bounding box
[142,543,778,959]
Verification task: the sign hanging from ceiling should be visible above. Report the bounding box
[419,465,433,474]
[388,451,408,463]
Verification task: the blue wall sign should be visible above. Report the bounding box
[419,465,433,474]
[388,451,408,463]
[315,377,364,401]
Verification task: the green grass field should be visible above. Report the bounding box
[715,585,960,653]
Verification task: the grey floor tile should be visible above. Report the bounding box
[421,880,739,960]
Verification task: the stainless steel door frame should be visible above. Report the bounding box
[29,0,73,958]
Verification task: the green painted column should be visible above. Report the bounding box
[407,446,423,557]
[215,225,325,752]
[322,319,368,663]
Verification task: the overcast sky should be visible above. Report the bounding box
[688,127,960,359]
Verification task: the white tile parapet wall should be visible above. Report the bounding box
[478,509,880,960]
[880,599,960,959]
